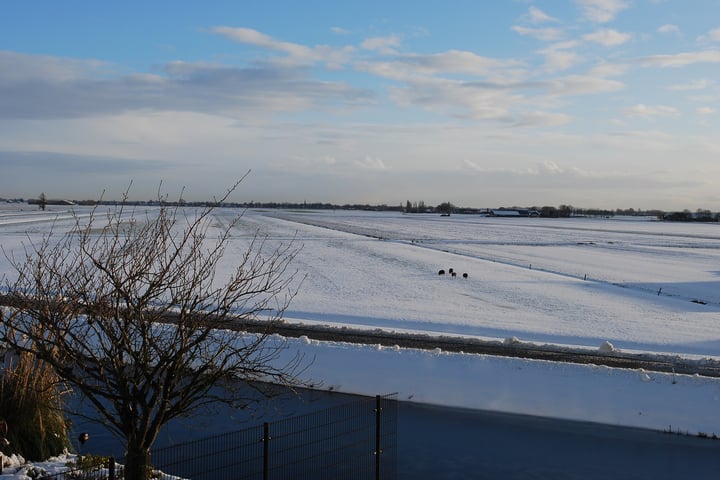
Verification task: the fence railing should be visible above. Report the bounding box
[152,394,397,480]
[38,394,397,480]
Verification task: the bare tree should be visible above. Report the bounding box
[1,181,306,480]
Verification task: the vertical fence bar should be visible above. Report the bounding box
[108,457,115,480]
[148,394,396,480]
[375,395,382,480]
[263,422,270,480]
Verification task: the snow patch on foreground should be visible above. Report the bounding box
[1,453,77,480]
[0,454,186,480]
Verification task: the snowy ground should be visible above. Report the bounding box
[250,209,720,434]
[2,204,720,476]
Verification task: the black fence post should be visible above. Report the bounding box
[263,422,270,480]
[375,395,382,480]
[148,394,397,480]
[107,456,115,480]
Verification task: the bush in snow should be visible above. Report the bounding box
[0,344,70,461]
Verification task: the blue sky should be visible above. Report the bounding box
[1,0,719,210]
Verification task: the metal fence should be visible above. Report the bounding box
[38,394,397,480]
[151,394,397,480]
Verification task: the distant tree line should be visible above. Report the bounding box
[2,197,718,221]
[662,209,718,222]
[405,200,427,213]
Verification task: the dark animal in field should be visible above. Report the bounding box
[463,273,468,279]
[448,268,454,274]
[438,269,445,275]
[451,271,457,278]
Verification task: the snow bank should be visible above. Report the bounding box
[287,336,720,436]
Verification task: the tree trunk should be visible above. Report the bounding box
[124,443,152,480]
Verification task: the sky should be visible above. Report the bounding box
[1,0,719,210]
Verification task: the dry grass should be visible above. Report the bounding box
[1,309,71,461]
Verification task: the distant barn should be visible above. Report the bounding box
[490,209,539,217]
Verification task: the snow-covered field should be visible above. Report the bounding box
[2,204,720,445]
[261,209,720,356]
[249,208,720,437]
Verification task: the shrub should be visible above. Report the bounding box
[0,321,71,461]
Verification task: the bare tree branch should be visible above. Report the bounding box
[1,179,308,480]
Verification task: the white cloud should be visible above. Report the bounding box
[212,26,309,56]
[688,93,720,103]
[588,62,627,77]
[0,50,375,120]
[513,111,572,128]
[386,78,521,121]
[548,74,624,95]
[359,50,523,82]
[583,29,632,46]
[657,24,679,34]
[538,41,582,72]
[331,27,351,35]
[624,104,679,117]
[640,50,720,67]
[528,6,560,24]
[421,50,523,76]
[512,26,565,42]
[355,155,388,170]
[361,35,402,54]
[541,49,582,72]
[667,79,711,91]
[463,159,483,171]
[575,0,629,23]
[696,107,716,115]
[210,26,355,68]
[537,160,564,174]
[697,28,720,43]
